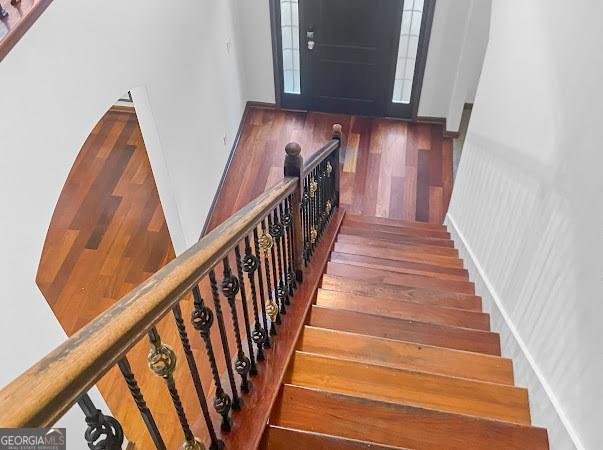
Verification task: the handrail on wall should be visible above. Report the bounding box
[0,123,343,450]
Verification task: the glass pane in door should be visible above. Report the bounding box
[280,0,301,94]
[392,0,424,103]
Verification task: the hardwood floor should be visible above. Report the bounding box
[34,105,453,448]
[207,107,453,232]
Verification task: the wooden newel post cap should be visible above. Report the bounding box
[332,124,343,139]
[285,142,301,156]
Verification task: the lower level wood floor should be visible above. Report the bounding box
[34,105,453,449]
[207,107,453,231]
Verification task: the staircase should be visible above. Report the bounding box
[262,213,550,450]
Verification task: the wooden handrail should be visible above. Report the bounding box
[302,124,343,177]
[0,0,53,62]
[0,177,297,428]
[303,139,339,176]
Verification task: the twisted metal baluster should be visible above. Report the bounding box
[242,235,267,360]
[278,201,294,297]
[147,328,203,450]
[117,358,166,450]
[172,303,223,450]
[208,270,242,409]
[309,170,318,257]
[284,196,298,291]
[302,179,310,265]
[260,219,280,333]
[268,209,287,314]
[191,285,233,431]
[269,210,289,310]
[221,257,251,393]
[253,227,273,346]
[234,244,258,376]
[77,393,124,450]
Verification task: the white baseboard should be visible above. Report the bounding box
[446,213,582,450]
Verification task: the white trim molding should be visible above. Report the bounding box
[446,213,583,450]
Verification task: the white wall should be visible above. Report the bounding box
[0,0,247,445]
[448,1,603,448]
[236,0,276,103]
[418,0,491,132]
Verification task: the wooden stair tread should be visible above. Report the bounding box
[308,305,501,355]
[337,233,459,256]
[342,217,450,239]
[334,240,462,266]
[286,351,531,425]
[316,289,490,330]
[327,262,475,294]
[340,226,455,247]
[261,425,411,450]
[330,252,469,281]
[298,326,514,385]
[321,274,482,311]
[345,213,447,231]
[272,384,550,450]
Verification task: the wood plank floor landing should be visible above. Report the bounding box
[206,107,453,232]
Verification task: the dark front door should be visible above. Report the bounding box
[275,0,433,118]
[298,0,402,116]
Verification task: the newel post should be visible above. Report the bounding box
[332,124,343,206]
[284,142,305,282]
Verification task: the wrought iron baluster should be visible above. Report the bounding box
[234,244,258,376]
[208,269,242,409]
[253,226,274,345]
[243,234,267,359]
[146,328,203,450]
[172,303,223,450]
[268,212,287,314]
[283,197,297,293]
[117,358,166,450]
[221,257,252,393]
[260,219,280,333]
[302,179,310,264]
[77,393,124,450]
[191,285,233,431]
[309,169,318,255]
[278,201,293,297]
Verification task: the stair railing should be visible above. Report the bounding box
[0,124,343,450]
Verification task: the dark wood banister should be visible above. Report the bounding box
[0,177,297,428]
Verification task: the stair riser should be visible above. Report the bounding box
[321,274,482,311]
[309,306,501,355]
[272,385,550,450]
[299,326,515,385]
[316,289,490,330]
[330,253,469,281]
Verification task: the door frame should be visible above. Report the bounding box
[268,0,436,119]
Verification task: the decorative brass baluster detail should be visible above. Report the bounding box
[191,286,233,432]
[253,227,272,347]
[117,358,166,450]
[260,220,280,334]
[147,328,203,450]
